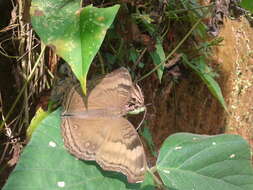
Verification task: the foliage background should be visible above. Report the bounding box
[0,0,253,188]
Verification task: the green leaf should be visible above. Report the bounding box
[129,47,144,68]
[149,38,165,82]
[240,0,253,13]
[157,133,253,190]
[182,55,228,112]
[3,109,154,190]
[132,13,164,80]
[26,108,50,139]
[140,172,155,190]
[30,0,120,93]
[140,126,157,157]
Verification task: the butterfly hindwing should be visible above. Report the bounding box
[96,117,146,183]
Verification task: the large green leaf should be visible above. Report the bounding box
[3,109,154,190]
[30,0,119,93]
[157,133,253,190]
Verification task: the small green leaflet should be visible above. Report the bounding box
[182,55,228,112]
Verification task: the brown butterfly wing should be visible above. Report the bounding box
[61,117,109,160]
[96,117,146,183]
[62,85,85,112]
[61,88,102,160]
[61,67,146,183]
[62,115,146,183]
[87,67,133,112]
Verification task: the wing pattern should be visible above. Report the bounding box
[61,67,146,183]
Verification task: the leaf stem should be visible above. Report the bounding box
[147,166,164,188]
[166,4,213,14]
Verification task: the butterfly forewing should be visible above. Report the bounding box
[87,67,133,113]
[62,85,86,112]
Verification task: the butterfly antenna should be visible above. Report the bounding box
[136,107,147,131]
[136,102,152,131]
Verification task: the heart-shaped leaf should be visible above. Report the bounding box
[30,0,120,93]
[157,133,253,190]
[3,109,154,190]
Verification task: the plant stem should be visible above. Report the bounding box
[148,166,164,188]
[0,45,46,131]
[166,4,213,14]
[137,15,203,82]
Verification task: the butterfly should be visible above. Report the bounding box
[61,67,147,183]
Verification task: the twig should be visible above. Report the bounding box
[132,48,147,72]
[18,0,29,128]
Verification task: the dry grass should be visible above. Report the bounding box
[0,0,56,186]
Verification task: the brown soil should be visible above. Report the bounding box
[215,18,253,148]
[143,17,253,163]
